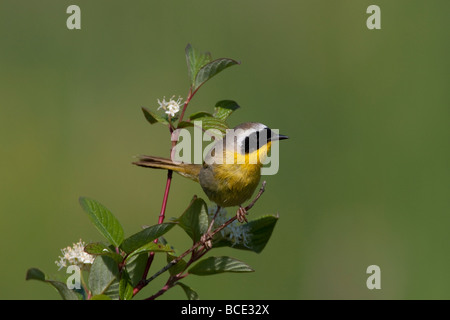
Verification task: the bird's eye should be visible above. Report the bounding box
[265,128,272,141]
[243,131,260,154]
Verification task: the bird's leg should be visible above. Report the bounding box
[237,181,267,223]
[201,205,221,249]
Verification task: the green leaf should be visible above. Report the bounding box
[121,222,176,254]
[84,242,123,264]
[88,256,119,296]
[178,117,229,135]
[119,270,134,300]
[176,282,199,300]
[213,214,279,253]
[79,197,124,248]
[176,197,209,243]
[177,121,193,129]
[197,117,229,134]
[185,44,212,87]
[193,58,240,91]
[125,253,148,287]
[188,256,254,276]
[189,111,213,120]
[26,268,79,300]
[142,107,169,125]
[103,279,120,300]
[166,253,187,276]
[26,268,46,281]
[125,242,173,261]
[160,238,187,276]
[48,280,80,300]
[214,100,240,121]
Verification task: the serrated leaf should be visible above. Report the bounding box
[88,256,119,296]
[188,256,254,276]
[119,270,134,300]
[214,100,240,121]
[84,242,123,264]
[185,44,212,87]
[142,107,169,125]
[213,214,279,253]
[176,282,199,300]
[79,197,124,248]
[121,222,176,254]
[26,268,79,300]
[176,197,209,243]
[193,58,240,91]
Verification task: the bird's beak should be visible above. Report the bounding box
[275,134,289,141]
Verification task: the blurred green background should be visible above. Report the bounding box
[1,0,449,299]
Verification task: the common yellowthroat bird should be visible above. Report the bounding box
[133,122,288,223]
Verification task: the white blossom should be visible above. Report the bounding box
[157,95,182,117]
[55,239,95,271]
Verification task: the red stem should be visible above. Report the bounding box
[178,88,193,124]
[145,282,171,300]
[133,170,173,296]
[133,87,197,297]
[158,170,173,224]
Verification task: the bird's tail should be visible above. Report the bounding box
[132,155,201,182]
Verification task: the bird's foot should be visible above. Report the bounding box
[200,233,213,249]
[235,181,267,223]
[236,206,248,223]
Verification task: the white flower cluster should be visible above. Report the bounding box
[55,239,95,271]
[208,206,250,248]
[157,95,183,117]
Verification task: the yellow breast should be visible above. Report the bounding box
[201,142,272,207]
